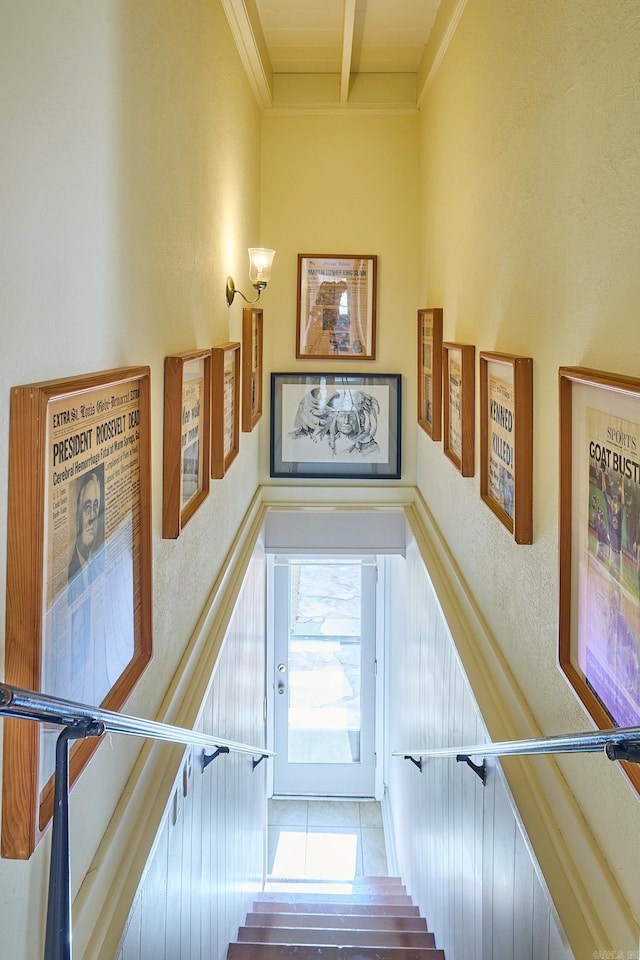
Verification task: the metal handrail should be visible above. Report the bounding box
[394,725,640,783]
[0,682,274,759]
[0,682,274,960]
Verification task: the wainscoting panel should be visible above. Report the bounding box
[385,543,573,960]
[116,546,267,960]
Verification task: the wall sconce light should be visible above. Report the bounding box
[226,247,276,306]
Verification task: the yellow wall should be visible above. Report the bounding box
[2,0,640,954]
[260,112,420,486]
[0,1,263,954]
[416,0,640,948]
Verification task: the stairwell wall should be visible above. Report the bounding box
[413,0,640,953]
[0,1,263,955]
[113,543,268,960]
[385,538,572,959]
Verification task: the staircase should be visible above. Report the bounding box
[227,876,444,959]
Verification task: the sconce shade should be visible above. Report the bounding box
[248,248,275,286]
[226,247,276,306]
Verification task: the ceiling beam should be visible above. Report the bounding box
[340,0,357,104]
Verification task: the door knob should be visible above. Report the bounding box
[277,682,285,694]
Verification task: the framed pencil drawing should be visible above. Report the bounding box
[480,352,533,544]
[559,366,640,793]
[442,342,475,477]
[211,341,240,478]
[162,349,211,539]
[417,308,443,440]
[270,372,401,479]
[296,254,377,359]
[242,307,263,432]
[3,366,153,859]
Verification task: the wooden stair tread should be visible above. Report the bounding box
[228,946,444,959]
[256,892,413,905]
[230,876,442,959]
[237,926,436,947]
[244,912,428,931]
[252,901,421,916]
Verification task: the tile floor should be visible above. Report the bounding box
[267,799,388,882]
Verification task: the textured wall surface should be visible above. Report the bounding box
[0,1,263,954]
[260,113,420,487]
[416,0,640,946]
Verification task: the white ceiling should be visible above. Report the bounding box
[254,0,441,75]
[221,0,462,111]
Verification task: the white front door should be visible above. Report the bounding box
[272,557,377,797]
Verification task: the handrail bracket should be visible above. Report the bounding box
[404,754,423,772]
[456,754,487,785]
[605,740,640,764]
[202,745,230,771]
[202,746,269,771]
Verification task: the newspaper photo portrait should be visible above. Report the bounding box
[41,379,144,787]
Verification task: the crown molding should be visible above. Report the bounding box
[221,0,273,111]
[417,0,468,105]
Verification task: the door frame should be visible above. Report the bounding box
[265,552,385,800]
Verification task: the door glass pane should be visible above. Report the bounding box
[287,561,362,765]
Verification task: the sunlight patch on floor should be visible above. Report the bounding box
[271,828,359,880]
[267,799,388,880]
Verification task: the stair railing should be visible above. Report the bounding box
[0,682,274,960]
[394,724,640,783]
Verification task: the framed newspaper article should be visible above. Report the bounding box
[296,254,377,359]
[443,342,475,477]
[242,307,263,432]
[417,308,443,440]
[480,352,533,544]
[270,372,401,479]
[211,341,240,478]
[559,366,640,794]
[3,366,152,858]
[162,349,211,539]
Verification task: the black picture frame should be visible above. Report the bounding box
[270,372,401,479]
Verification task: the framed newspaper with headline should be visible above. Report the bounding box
[2,366,152,859]
[212,341,240,478]
[296,254,377,360]
[242,307,263,432]
[417,307,443,440]
[480,352,533,544]
[442,342,475,477]
[559,366,640,795]
[163,349,212,538]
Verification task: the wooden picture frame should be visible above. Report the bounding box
[559,366,640,794]
[211,341,240,478]
[270,372,401,480]
[442,342,475,477]
[479,352,533,544]
[162,349,211,539]
[242,307,263,432]
[417,308,443,440]
[3,366,153,859]
[296,254,377,359]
